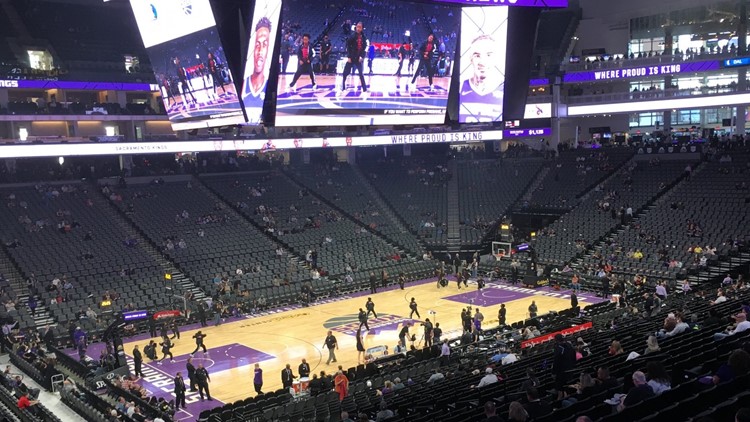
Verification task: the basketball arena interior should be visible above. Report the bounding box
[0,0,749,421]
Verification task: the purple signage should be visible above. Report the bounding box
[432,0,568,7]
[563,60,721,83]
[529,78,549,86]
[0,79,155,91]
[503,127,550,137]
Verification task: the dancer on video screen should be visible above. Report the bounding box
[289,33,317,91]
[206,52,226,95]
[411,33,437,90]
[341,22,368,92]
[320,34,333,74]
[174,57,197,104]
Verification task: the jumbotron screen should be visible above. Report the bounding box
[458,6,509,123]
[241,0,282,125]
[129,0,245,130]
[273,0,461,126]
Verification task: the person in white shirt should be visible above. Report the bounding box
[475,368,499,388]
[711,290,727,305]
[660,315,689,338]
[714,313,750,340]
[440,340,450,365]
[722,274,734,286]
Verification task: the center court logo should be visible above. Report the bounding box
[324,314,420,336]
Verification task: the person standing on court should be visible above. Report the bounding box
[398,273,406,290]
[323,331,338,365]
[170,320,180,340]
[498,304,507,326]
[195,363,212,401]
[132,345,143,378]
[186,357,197,392]
[381,269,389,288]
[432,322,442,344]
[173,371,186,410]
[281,364,296,390]
[288,33,317,91]
[191,331,208,356]
[409,298,421,319]
[528,301,538,318]
[423,318,434,347]
[365,298,377,318]
[356,327,366,364]
[399,323,410,348]
[474,308,484,332]
[253,363,263,395]
[358,308,370,331]
[197,302,207,327]
[298,359,310,378]
[369,272,377,294]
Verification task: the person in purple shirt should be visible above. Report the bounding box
[253,363,263,395]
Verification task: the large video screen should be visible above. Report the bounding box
[273,0,460,126]
[241,0,282,125]
[458,6,508,123]
[129,0,245,130]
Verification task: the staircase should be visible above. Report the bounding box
[0,245,55,328]
[446,160,460,253]
[192,177,308,268]
[520,166,550,204]
[91,187,208,305]
[349,165,428,255]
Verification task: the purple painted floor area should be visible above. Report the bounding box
[441,279,609,307]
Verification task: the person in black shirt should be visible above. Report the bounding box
[552,334,576,399]
[394,43,407,76]
[173,372,186,410]
[369,272,377,294]
[323,331,338,364]
[158,336,174,364]
[601,276,610,298]
[498,304,507,326]
[308,373,322,396]
[298,358,310,378]
[398,273,406,290]
[289,34,317,91]
[186,357,197,392]
[191,331,208,356]
[148,318,157,338]
[206,52,226,95]
[132,345,143,378]
[365,298,377,318]
[174,57,197,104]
[358,308,370,331]
[356,327,366,364]
[341,22,368,92]
[571,293,579,311]
[195,364,211,400]
[409,298,420,319]
[528,301,538,318]
[170,321,180,340]
[399,324,410,348]
[320,35,332,74]
[281,364,295,389]
[618,371,654,412]
[423,318,433,347]
[432,322,442,343]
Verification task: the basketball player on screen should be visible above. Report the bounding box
[410,33,437,91]
[289,33,317,91]
[243,17,272,103]
[341,22,368,93]
[459,35,504,122]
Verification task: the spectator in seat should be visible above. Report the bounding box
[474,367,499,388]
[736,408,750,422]
[644,335,661,355]
[714,313,750,341]
[608,340,624,356]
[13,375,40,400]
[524,387,552,419]
[483,401,502,422]
[660,313,690,338]
[17,391,38,411]
[645,361,671,395]
[703,349,750,385]
[508,401,528,422]
[617,371,654,412]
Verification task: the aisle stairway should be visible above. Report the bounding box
[93,185,208,306]
[446,160,460,253]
